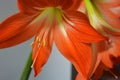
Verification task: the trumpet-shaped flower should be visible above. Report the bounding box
[0,0,107,79]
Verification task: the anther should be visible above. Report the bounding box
[38,43,41,48]
[36,37,39,42]
[43,39,46,46]
[38,38,41,42]
[30,42,34,46]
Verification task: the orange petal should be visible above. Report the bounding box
[67,0,82,11]
[78,1,86,13]
[18,0,72,13]
[102,35,120,68]
[54,11,106,78]
[0,13,37,43]
[109,36,120,57]
[0,20,41,48]
[92,62,104,80]
[76,73,87,80]
[64,11,107,43]
[102,52,114,68]
[17,0,43,14]
[89,41,107,76]
[0,12,48,48]
[54,25,92,78]
[32,24,54,77]
[40,0,73,10]
[96,1,120,29]
[18,0,82,13]
[46,0,82,10]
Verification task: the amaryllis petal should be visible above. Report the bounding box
[18,0,82,14]
[76,73,87,80]
[54,25,91,79]
[102,52,114,68]
[102,35,120,68]
[0,15,45,48]
[78,1,86,13]
[87,43,104,78]
[90,41,107,74]
[64,11,107,43]
[17,0,42,14]
[54,11,106,79]
[0,13,37,43]
[0,10,50,48]
[0,23,38,48]
[42,0,82,10]
[92,62,104,80]
[95,0,120,29]
[66,0,82,11]
[31,22,54,77]
[41,0,73,10]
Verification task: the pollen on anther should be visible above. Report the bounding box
[36,37,39,42]
[30,42,34,46]
[38,43,41,47]
[43,39,46,46]
[38,38,41,42]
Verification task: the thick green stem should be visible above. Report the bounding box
[20,52,32,80]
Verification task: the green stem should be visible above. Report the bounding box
[20,52,32,80]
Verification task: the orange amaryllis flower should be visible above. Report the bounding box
[93,0,120,70]
[94,0,120,68]
[92,36,120,80]
[101,33,120,68]
[0,0,106,79]
[84,0,120,79]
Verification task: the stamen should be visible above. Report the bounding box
[33,7,45,11]
[38,38,41,42]
[56,6,62,9]
[38,43,41,48]
[31,39,46,68]
[108,69,118,79]
[43,39,46,46]
[30,42,34,46]
[36,37,39,42]
[31,51,38,68]
[62,15,74,26]
[31,46,41,68]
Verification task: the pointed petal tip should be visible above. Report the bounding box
[34,72,38,77]
[33,66,42,77]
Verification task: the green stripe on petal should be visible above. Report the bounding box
[84,0,120,34]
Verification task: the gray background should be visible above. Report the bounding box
[0,0,71,80]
